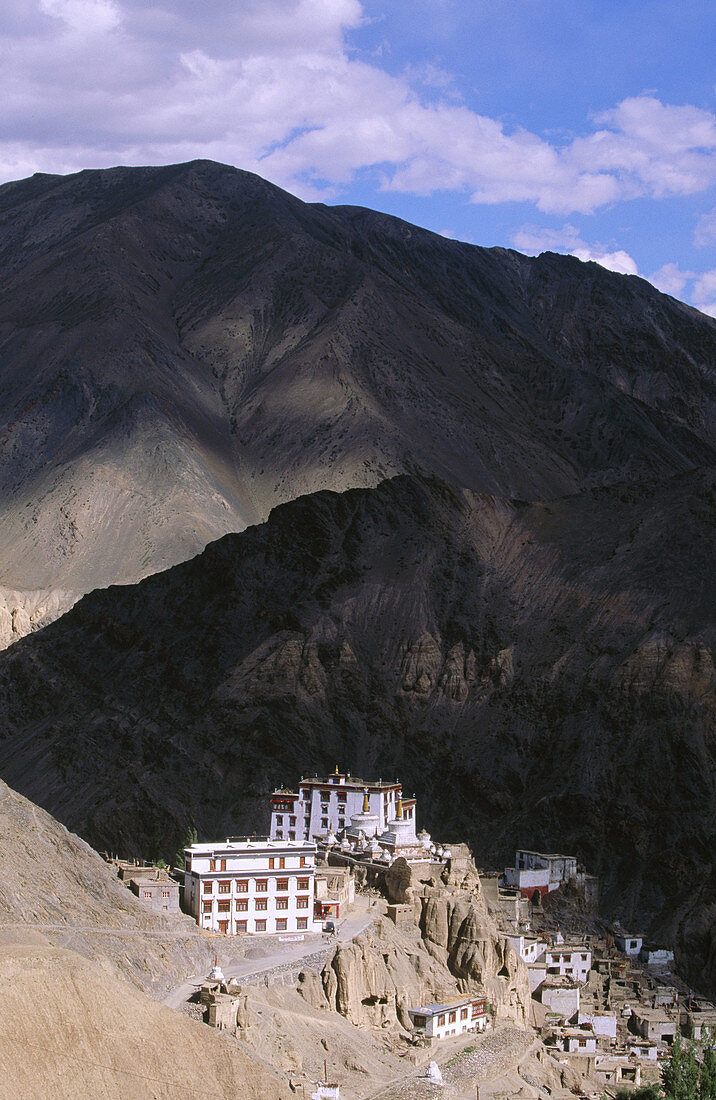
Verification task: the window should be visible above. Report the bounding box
[279,857,285,869]
[219,920,229,934]
[236,920,247,933]
[276,918,287,931]
[290,816,296,826]
[162,890,171,898]
[218,900,230,913]
[209,859,216,871]
[276,898,288,910]
[275,816,283,825]
[255,919,266,932]
[297,917,307,930]
[297,896,309,908]
[236,899,248,912]
[300,857,306,868]
[338,793,346,803]
[236,880,248,893]
[438,1015,445,1027]
[276,830,283,838]
[203,901,212,913]
[143,890,152,898]
[255,899,267,911]
[256,879,268,892]
[218,880,230,893]
[268,857,275,869]
[220,859,226,871]
[449,1012,456,1023]
[203,881,213,894]
[321,818,328,828]
[276,879,289,891]
[460,1008,468,1020]
[289,832,295,840]
[298,878,309,890]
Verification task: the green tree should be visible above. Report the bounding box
[662,1036,700,1100]
[700,1044,716,1100]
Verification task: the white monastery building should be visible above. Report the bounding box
[184,837,321,936]
[270,769,415,842]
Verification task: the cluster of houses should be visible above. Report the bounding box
[109,769,714,1099]
[488,850,716,1096]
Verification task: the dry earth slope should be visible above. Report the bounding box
[0,471,713,989]
[1,160,715,643]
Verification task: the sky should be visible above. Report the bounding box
[2,0,715,314]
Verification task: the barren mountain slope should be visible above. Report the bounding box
[0,473,713,965]
[0,945,290,1100]
[1,160,715,642]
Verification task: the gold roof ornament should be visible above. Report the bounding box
[396,796,403,819]
[335,764,339,774]
[362,788,370,813]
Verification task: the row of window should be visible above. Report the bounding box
[214,917,309,933]
[204,855,309,872]
[143,889,173,898]
[202,877,310,894]
[204,896,310,913]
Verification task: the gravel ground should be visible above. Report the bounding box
[371,1027,535,1099]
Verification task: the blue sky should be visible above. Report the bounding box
[2,0,715,312]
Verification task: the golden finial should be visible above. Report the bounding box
[362,788,370,813]
[396,796,403,819]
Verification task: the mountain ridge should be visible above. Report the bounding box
[1,159,714,645]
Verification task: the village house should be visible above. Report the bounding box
[543,943,592,984]
[409,997,488,1039]
[558,1026,597,1054]
[269,770,415,843]
[506,932,549,965]
[128,870,180,913]
[539,977,581,1019]
[630,1006,677,1043]
[613,929,643,957]
[314,867,355,922]
[184,837,321,936]
[503,849,577,897]
[626,1039,659,1061]
[577,1010,617,1041]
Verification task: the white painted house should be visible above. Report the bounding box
[184,837,321,936]
[577,1010,617,1040]
[543,944,592,984]
[269,770,415,842]
[506,933,549,965]
[409,997,488,1039]
[614,931,643,957]
[504,850,578,898]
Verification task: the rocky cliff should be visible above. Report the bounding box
[1,161,714,643]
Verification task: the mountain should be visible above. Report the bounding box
[0,472,713,989]
[1,160,715,645]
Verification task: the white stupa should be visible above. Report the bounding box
[346,788,381,843]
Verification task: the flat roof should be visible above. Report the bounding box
[296,776,402,790]
[412,998,483,1015]
[186,838,317,854]
[516,849,576,860]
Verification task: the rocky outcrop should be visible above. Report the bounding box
[420,895,530,1025]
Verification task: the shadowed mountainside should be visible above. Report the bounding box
[0,472,713,987]
[1,159,715,643]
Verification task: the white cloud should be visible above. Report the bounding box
[511,224,638,276]
[692,269,716,317]
[695,208,716,247]
[648,262,694,297]
[0,3,714,221]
